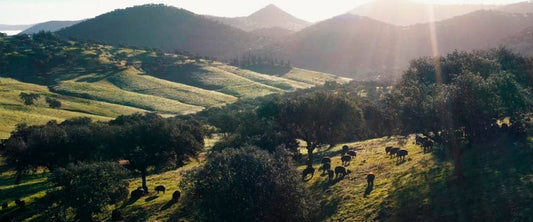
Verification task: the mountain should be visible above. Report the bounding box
[269,10,533,79]
[207,4,310,31]
[502,25,533,56]
[58,4,265,59]
[0,24,33,30]
[497,1,533,14]
[349,0,495,26]
[21,20,82,34]
[250,27,294,41]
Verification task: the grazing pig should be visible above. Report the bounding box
[334,166,347,179]
[389,147,400,158]
[172,190,181,201]
[341,155,352,166]
[155,185,166,194]
[342,145,349,154]
[321,157,331,165]
[302,167,315,180]
[131,188,144,199]
[385,146,392,155]
[14,199,25,209]
[347,150,357,157]
[367,172,376,186]
[397,149,408,161]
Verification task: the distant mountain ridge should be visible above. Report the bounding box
[22,20,83,34]
[349,0,496,26]
[58,4,265,59]
[207,4,310,31]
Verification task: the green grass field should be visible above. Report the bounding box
[0,37,347,139]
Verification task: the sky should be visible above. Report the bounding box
[0,0,528,25]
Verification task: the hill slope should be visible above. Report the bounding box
[57,4,263,59]
[0,33,343,138]
[349,0,495,26]
[21,20,82,34]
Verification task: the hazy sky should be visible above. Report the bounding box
[0,0,527,25]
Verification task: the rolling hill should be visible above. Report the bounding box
[207,4,310,32]
[57,4,264,60]
[21,20,82,34]
[271,10,533,79]
[0,33,344,138]
[349,0,495,26]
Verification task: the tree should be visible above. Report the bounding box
[272,91,363,168]
[19,92,40,105]
[387,49,533,182]
[179,146,316,222]
[48,162,129,222]
[109,113,204,192]
[45,97,62,108]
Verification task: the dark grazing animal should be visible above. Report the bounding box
[1,202,7,210]
[367,172,376,186]
[155,185,166,194]
[385,146,393,155]
[321,157,331,165]
[322,162,331,174]
[342,145,350,154]
[327,170,334,182]
[389,147,400,157]
[397,149,408,160]
[341,155,352,166]
[14,199,25,209]
[302,167,315,180]
[422,140,434,153]
[335,166,347,179]
[172,190,181,201]
[131,188,144,199]
[347,150,357,157]
[415,135,425,145]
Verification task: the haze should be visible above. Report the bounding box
[0,0,526,24]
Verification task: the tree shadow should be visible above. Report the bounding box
[144,195,159,202]
[364,184,374,198]
[160,199,178,211]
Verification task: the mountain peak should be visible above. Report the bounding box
[249,4,293,19]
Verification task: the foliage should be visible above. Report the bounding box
[19,92,41,105]
[180,146,316,222]
[47,161,129,222]
[109,113,205,190]
[45,97,62,109]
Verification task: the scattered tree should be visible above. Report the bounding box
[19,92,40,105]
[180,146,316,222]
[45,97,62,108]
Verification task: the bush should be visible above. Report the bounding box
[45,97,62,108]
[179,146,316,222]
[48,162,129,221]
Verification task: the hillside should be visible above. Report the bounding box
[502,25,533,55]
[57,4,264,59]
[207,4,310,31]
[270,10,533,79]
[496,1,533,14]
[3,134,531,221]
[21,20,82,34]
[0,33,343,139]
[349,0,495,26]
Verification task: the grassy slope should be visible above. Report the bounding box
[0,135,453,221]
[0,77,146,138]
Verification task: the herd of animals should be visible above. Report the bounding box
[301,134,435,186]
[0,135,435,218]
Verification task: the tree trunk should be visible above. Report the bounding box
[306,142,315,169]
[141,168,148,193]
